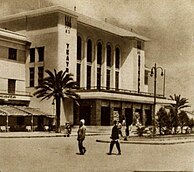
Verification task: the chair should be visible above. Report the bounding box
[0,126,6,132]
[44,126,49,131]
[26,126,32,132]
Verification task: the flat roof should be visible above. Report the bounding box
[0,28,29,42]
[0,6,149,41]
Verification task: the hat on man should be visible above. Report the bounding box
[80,119,85,124]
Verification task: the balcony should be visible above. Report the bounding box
[75,86,174,105]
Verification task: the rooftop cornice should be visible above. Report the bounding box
[0,6,78,22]
[0,5,150,41]
[0,28,30,43]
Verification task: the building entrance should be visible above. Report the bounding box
[79,106,91,125]
[125,108,133,126]
[101,107,110,126]
[145,109,152,126]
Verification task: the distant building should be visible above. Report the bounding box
[0,6,175,126]
[0,28,54,131]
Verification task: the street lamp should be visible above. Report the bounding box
[150,63,164,136]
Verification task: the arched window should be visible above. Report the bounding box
[77,36,82,60]
[115,48,120,69]
[107,45,111,67]
[97,42,102,89]
[87,39,92,63]
[97,42,102,65]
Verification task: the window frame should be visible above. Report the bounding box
[8,79,16,94]
[8,48,17,60]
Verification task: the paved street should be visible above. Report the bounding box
[0,135,193,172]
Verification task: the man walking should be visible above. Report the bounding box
[77,119,86,155]
[107,120,121,155]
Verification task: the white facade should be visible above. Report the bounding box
[0,6,175,126]
[0,28,31,104]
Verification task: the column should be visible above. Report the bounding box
[142,108,146,126]
[110,101,114,124]
[31,115,34,132]
[91,42,97,88]
[101,45,106,88]
[94,100,101,125]
[111,46,115,89]
[81,38,87,88]
[6,115,8,132]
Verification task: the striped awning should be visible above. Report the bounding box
[0,105,54,117]
[17,106,54,117]
[0,105,29,116]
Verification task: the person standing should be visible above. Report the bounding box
[107,120,121,155]
[117,121,123,138]
[77,119,86,155]
[64,122,71,137]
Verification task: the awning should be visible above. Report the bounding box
[0,105,54,118]
[0,105,30,116]
[17,106,54,118]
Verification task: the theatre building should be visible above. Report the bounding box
[0,6,174,127]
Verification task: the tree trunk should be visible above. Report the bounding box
[55,95,61,133]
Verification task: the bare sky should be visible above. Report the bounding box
[0,0,194,109]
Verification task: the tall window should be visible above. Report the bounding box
[30,48,35,62]
[8,48,17,60]
[97,42,102,89]
[77,36,82,60]
[144,70,148,85]
[8,79,16,94]
[97,68,101,89]
[97,42,102,65]
[77,64,81,87]
[87,39,92,63]
[87,66,91,89]
[38,67,44,86]
[106,70,110,90]
[138,55,141,92]
[29,67,35,87]
[115,72,119,90]
[115,48,120,69]
[107,45,111,67]
[137,40,141,50]
[65,15,71,27]
[37,47,44,61]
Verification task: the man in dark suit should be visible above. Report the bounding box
[107,120,121,155]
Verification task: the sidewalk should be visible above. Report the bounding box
[0,126,194,145]
[96,134,194,145]
[0,125,110,138]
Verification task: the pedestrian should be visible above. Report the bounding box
[64,122,71,137]
[107,120,121,155]
[117,121,123,137]
[77,119,86,155]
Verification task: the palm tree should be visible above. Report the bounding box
[178,111,189,133]
[169,94,190,112]
[33,69,79,133]
[168,94,190,134]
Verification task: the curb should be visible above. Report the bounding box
[96,139,194,145]
[0,133,109,139]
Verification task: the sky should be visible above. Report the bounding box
[0,0,194,109]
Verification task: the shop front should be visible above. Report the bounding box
[0,105,55,132]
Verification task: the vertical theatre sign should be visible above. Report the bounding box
[66,43,69,72]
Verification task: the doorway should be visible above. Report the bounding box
[145,109,152,126]
[79,106,91,125]
[101,107,110,126]
[125,108,133,125]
